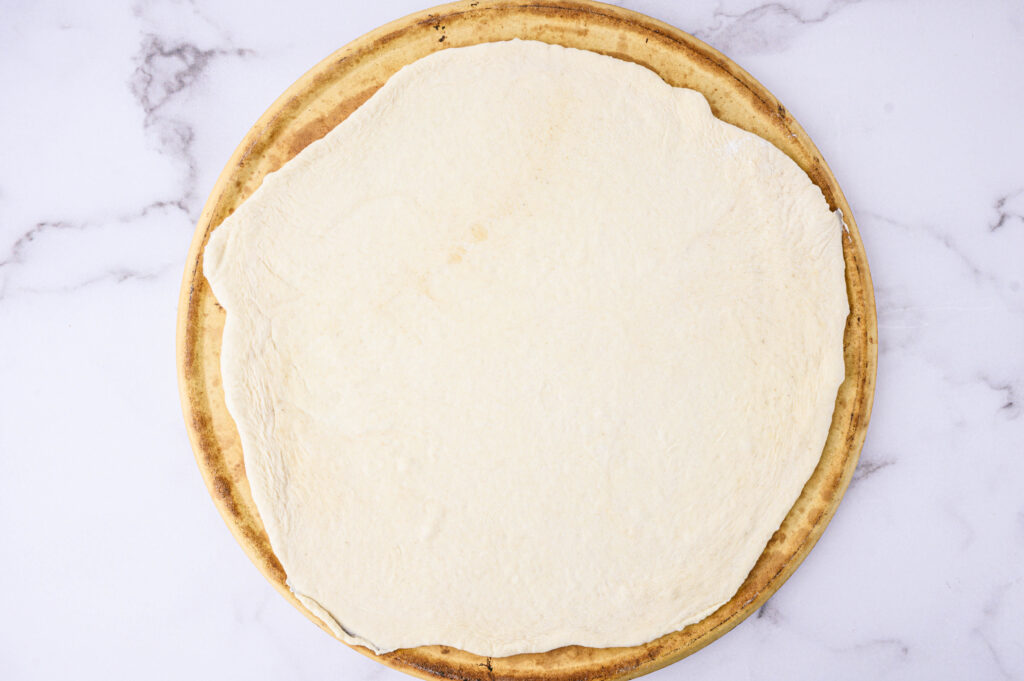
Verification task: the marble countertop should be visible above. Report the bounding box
[2,1,1021,679]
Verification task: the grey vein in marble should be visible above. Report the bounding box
[129,35,253,218]
[14,265,174,297]
[860,210,1020,303]
[0,201,185,300]
[695,0,863,55]
[973,580,1021,680]
[851,457,895,485]
[843,637,910,659]
[989,189,1024,232]
[756,600,783,623]
[978,374,1020,420]
[0,220,80,269]
[0,221,81,299]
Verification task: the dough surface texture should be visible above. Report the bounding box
[204,40,848,657]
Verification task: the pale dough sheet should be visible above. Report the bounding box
[204,40,847,656]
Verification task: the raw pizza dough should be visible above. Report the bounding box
[204,40,848,657]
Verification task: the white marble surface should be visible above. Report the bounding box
[1,1,1021,678]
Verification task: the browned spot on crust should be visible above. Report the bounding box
[212,474,239,516]
[287,86,381,158]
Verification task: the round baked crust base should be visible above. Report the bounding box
[176,2,878,679]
